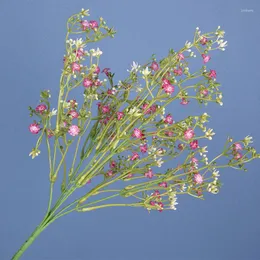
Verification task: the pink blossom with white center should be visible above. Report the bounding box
[107,89,116,95]
[89,20,99,29]
[101,105,110,114]
[178,53,185,60]
[162,83,175,94]
[140,144,148,153]
[194,173,203,184]
[157,202,164,212]
[181,98,189,105]
[184,128,195,140]
[130,152,140,161]
[144,169,154,179]
[29,123,40,134]
[75,48,85,58]
[200,36,208,45]
[150,201,156,206]
[234,152,243,160]
[150,105,157,114]
[72,62,81,72]
[208,69,217,79]
[164,114,174,124]
[202,54,211,64]
[94,66,100,74]
[106,170,114,177]
[68,125,80,136]
[165,131,174,137]
[162,78,170,85]
[190,140,199,150]
[233,143,243,151]
[62,121,68,127]
[150,61,159,71]
[132,128,144,139]
[201,89,209,97]
[80,20,90,30]
[83,78,93,88]
[35,104,47,114]
[173,67,183,76]
[153,190,160,197]
[116,111,124,120]
[110,161,117,168]
[68,110,79,119]
[102,68,110,76]
[159,182,168,188]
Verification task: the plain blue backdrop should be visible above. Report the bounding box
[1,0,260,259]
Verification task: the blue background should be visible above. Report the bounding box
[1,0,260,259]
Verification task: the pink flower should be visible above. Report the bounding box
[165,131,174,137]
[200,36,208,45]
[116,111,124,120]
[150,61,159,71]
[184,128,195,140]
[68,125,80,136]
[162,83,175,94]
[72,62,81,72]
[106,170,114,177]
[127,173,133,178]
[101,105,110,114]
[153,190,160,197]
[208,69,217,79]
[130,152,140,161]
[159,182,168,188]
[157,202,164,212]
[94,79,102,87]
[150,201,156,206]
[201,89,209,97]
[68,110,79,119]
[47,129,54,138]
[180,98,189,105]
[233,143,243,151]
[202,54,211,64]
[132,128,144,139]
[80,20,90,30]
[107,89,115,95]
[29,123,40,134]
[83,78,93,88]
[191,157,198,164]
[173,67,183,76]
[190,140,199,150]
[234,152,242,160]
[140,144,148,153]
[194,173,203,184]
[144,169,154,179]
[162,78,171,85]
[102,68,110,76]
[110,161,117,168]
[89,20,99,29]
[102,117,111,125]
[150,105,157,114]
[178,53,185,60]
[164,114,174,124]
[35,104,47,114]
[94,66,100,74]
[75,48,85,58]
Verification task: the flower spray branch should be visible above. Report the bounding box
[13,9,259,260]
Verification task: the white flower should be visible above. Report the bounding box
[218,40,228,48]
[169,192,178,210]
[127,61,141,73]
[29,148,41,159]
[141,67,151,77]
[185,41,192,49]
[205,128,215,140]
[127,107,142,117]
[92,48,103,57]
[49,108,57,117]
[243,135,253,146]
[156,158,164,167]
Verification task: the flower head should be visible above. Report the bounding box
[144,169,154,179]
[132,128,144,139]
[83,78,93,88]
[184,128,195,140]
[130,152,140,161]
[194,173,203,184]
[68,125,80,136]
[29,123,40,134]
[190,140,199,150]
[164,114,174,124]
[35,104,47,114]
[150,61,159,71]
[89,20,99,29]
[202,54,211,64]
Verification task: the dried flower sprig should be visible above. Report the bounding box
[12,9,259,260]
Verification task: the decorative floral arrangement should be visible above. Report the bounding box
[12,8,260,260]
